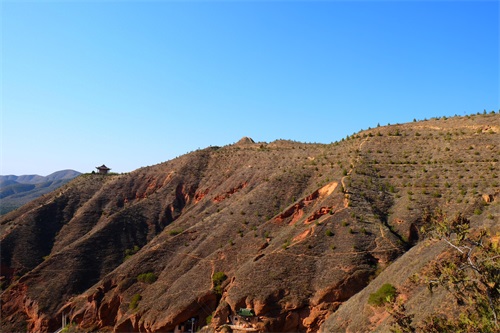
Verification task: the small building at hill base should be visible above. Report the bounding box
[96,164,111,175]
[227,308,260,331]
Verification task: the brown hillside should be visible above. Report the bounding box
[1,113,498,333]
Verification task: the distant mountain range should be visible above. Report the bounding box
[0,169,81,215]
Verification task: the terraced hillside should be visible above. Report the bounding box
[1,113,498,333]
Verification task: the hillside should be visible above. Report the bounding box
[0,170,81,215]
[1,114,499,333]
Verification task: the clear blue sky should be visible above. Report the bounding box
[1,0,499,175]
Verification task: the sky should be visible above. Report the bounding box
[1,0,499,176]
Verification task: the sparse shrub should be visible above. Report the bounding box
[212,271,227,285]
[419,211,500,332]
[137,272,157,284]
[124,245,140,260]
[169,228,183,236]
[61,322,77,333]
[368,283,397,306]
[474,208,482,215]
[325,229,333,237]
[212,271,227,295]
[129,293,142,310]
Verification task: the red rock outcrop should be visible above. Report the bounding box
[213,182,248,203]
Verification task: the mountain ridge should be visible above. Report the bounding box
[0,169,81,215]
[1,113,498,333]
[0,169,81,184]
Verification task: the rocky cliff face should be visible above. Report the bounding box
[1,114,499,332]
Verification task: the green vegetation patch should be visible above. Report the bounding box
[168,228,184,236]
[129,293,142,310]
[137,272,157,284]
[212,271,227,295]
[124,245,140,260]
[368,283,397,306]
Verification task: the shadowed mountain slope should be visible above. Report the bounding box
[1,114,498,333]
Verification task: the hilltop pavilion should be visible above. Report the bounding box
[96,164,111,175]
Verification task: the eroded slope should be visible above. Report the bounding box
[1,113,498,333]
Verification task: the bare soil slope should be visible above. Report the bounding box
[1,113,498,333]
